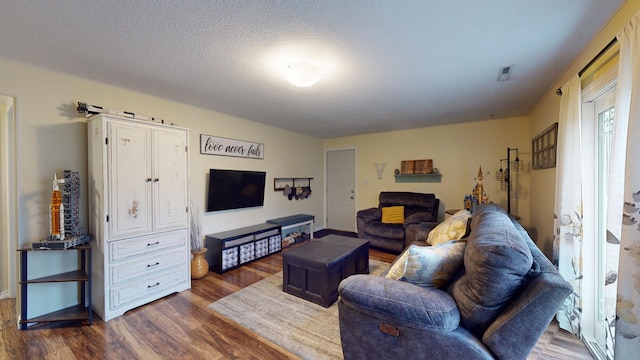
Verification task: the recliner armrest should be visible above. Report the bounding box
[404,212,436,226]
[338,274,460,330]
[404,220,439,245]
[356,207,382,223]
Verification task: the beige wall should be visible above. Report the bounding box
[324,116,532,227]
[0,56,324,317]
[0,57,325,244]
[529,0,640,258]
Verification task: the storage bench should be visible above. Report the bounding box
[267,214,315,239]
[282,235,369,307]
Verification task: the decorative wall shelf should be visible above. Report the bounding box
[394,174,442,183]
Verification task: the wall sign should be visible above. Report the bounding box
[200,134,264,159]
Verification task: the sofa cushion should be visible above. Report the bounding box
[339,275,461,331]
[427,209,472,245]
[386,240,467,288]
[404,205,433,219]
[365,221,405,240]
[379,192,437,217]
[449,204,533,338]
[381,206,405,224]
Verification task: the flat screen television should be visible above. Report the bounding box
[207,169,266,212]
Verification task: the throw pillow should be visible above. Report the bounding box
[402,240,467,287]
[385,240,467,288]
[385,250,410,280]
[381,206,404,224]
[426,209,472,245]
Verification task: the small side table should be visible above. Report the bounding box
[18,244,92,329]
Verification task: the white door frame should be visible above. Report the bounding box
[580,65,617,357]
[324,147,357,231]
[1,94,18,300]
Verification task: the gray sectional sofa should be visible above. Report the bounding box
[339,204,571,360]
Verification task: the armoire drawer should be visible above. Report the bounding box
[109,230,186,262]
[110,248,186,285]
[110,268,187,310]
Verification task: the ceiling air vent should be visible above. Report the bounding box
[497,65,513,81]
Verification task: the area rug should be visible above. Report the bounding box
[208,260,390,360]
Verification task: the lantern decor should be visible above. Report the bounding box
[496,147,524,215]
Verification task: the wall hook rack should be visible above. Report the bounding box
[273,177,313,191]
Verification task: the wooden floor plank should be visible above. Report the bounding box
[0,234,592,359]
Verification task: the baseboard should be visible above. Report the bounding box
[0,290,8,300]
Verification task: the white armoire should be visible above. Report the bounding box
[87,114,190,321]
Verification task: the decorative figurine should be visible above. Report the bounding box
[468,165,490,214]
[62,170,88,237]
[49,173,65,240]
[36,170,90,249]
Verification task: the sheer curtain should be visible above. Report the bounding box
[553,75,584,334]
[609,10,640,358]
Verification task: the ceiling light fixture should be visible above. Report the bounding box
[283,61,322,87]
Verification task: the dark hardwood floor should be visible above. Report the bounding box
[1,232,590,359]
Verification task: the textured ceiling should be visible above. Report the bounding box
[0,1,624,138]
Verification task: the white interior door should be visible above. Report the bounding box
[326,149,356,231]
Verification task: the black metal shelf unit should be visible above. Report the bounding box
[18,244,92,329]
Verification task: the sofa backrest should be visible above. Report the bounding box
[482,218,572,360]
[448,204,534,338]
[447,204,571,359]
[378,191,438,219]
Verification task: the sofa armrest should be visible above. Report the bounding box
[482,271,572,360]
[404,221,439,245]
[404,212,436,225]
[338,274,459,330]
[356,207,382,223]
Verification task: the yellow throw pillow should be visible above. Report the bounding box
[426,209,472,245]
[381,206,404,224]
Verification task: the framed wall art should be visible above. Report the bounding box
[531,122,558,170]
